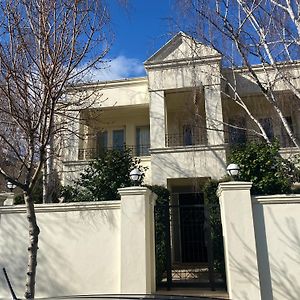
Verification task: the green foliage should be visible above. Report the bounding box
[203,179,227,281]
[14,175,44,204]
[146,185,170,285]
[229,141,300,195]
[62,148,146,202]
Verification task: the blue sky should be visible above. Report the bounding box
[94,1,177,81]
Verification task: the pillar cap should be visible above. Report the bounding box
[118,186,151,196]
[217,181,252,196]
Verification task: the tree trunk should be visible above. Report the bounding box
[24,192,40,299]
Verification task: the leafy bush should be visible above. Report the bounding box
[14,175,61,204]
[203,179,228,281]
[61,148,146,202]
[229,141,300,195]
[146,185,170,285]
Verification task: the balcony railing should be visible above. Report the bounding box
[78,144,150,160]
[165,133,207,147]
[227,133,300,148]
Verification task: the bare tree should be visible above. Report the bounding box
[174,0,300,147]
[0,0,117,298]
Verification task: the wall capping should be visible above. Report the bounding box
[217,181,252,196]
[252,194,300,204]
[0,200,121,214]
[118,186,151,196]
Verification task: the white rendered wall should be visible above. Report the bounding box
[0,188,156,299]
[151,145,227,185]
[67,78,149,109]
[218,182,300,300]
[0,202,121,298]
[252,195,300,300]
[218,182,261,300]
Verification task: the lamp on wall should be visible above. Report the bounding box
[129,168,142,186]
[227,163,240,180]
[6,181,16,192]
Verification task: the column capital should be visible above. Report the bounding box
[217,181,252,195]
[118,186,151,197]
[0,192,14,206]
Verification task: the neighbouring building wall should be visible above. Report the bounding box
[0,187,156,299]
[218,182,300,300]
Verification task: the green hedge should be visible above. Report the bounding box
[145,185,170,285]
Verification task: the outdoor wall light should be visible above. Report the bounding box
[6,181,16,192]
[227,163,240,180]
[129,168,142,186]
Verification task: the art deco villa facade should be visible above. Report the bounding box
[61,32,300,194]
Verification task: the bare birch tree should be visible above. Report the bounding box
[0,0,117,298]
[175,0,300,147]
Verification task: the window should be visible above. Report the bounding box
[183,125,193,146]
[228,118,247,145]
[136,126,150,156]
[113,129,125,151]
[96,131,108,155]
[260,118,274,140]
[281,116,294,147]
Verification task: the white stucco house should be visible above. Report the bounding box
[60,32,300,197]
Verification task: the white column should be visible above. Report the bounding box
[217,182,261,300]
[149,90,166,149]
[0,192,14,206]
[204,85,224,145]
[63,110,80,161]
[125,123,135,150]
[118,187,157,294]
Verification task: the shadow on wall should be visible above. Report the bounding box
[150,89,227,184]
[227,224,261,300]
[0,203,120,299]
[151,146,227,185]
[254,205,300,300]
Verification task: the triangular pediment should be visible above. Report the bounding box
[144,32,220,66]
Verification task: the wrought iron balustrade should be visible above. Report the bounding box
[78,144,150,160]
[165,133,207,147]
[227,132,300,148]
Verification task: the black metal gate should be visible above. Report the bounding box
[155,201,225,290]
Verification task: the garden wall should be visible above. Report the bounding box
[252,195,300,300]
[0,187,156,299]
[218,182,300,300]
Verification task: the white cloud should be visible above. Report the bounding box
[82,55,145,82]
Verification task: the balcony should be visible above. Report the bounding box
[78,145,150,160]
[226,132,300,148]
[165,133,207,148]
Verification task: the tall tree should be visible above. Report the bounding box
[175,0,300,147]
[0,0,116,298]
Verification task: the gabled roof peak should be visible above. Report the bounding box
[144,31,220,66]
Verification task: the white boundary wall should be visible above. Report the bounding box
[218,182,300,300]
[0,187,156,299]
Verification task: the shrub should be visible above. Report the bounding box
[203,179,228,281]
[229,141,300,195]
[14,175,61,204]
[146,185,170,285]
[61,148,146,202]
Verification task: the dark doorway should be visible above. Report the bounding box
[179,193,207,263]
